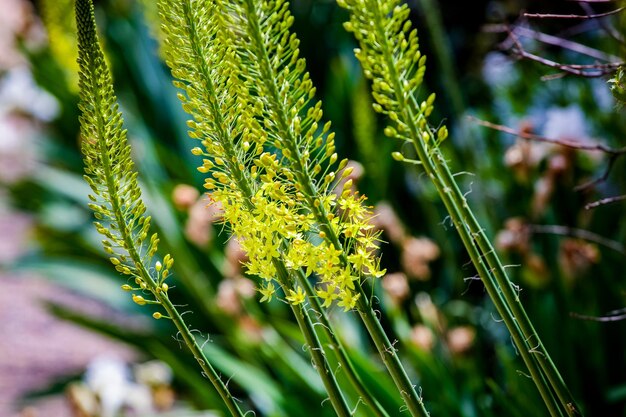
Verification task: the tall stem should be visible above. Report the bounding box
[298,273,391,417]
[434,156,579,415]
[356,291,430,417]
[338,0,578,415]
[275,262,353,417]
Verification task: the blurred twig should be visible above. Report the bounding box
[579,2,626,43]
[524,7,625,19]
[529,224,625,254]
[505,28,624,77]
[485,24,621,62]
[566,0,620,3]
[585,194,626,209]
[468,116,626,155]
[469,116,626,190]
[570,309,626,322]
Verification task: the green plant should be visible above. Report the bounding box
[73,0,584,416]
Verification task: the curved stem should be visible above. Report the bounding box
[341,0,576,415]
[233,2,429,414]
[158,293,246,417]
[435,156,579,415]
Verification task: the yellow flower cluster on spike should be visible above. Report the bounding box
[158,0,385,311]
[211,168,384,311]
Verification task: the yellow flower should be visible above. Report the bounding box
[337,291,360,312]
[286,286,306,305]
[316,283,339,308]
[259,282,276,303]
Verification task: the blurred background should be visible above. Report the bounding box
[1,0,625,416]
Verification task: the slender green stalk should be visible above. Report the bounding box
[147,277,246,417]
[351,1,561,412]
[434,157,579,415]
[298,272,391,417]
[299,196,430,417]
[275,264,352,417]
[355,293,428,417]
[156,3,354,414]
[223,1,431,415]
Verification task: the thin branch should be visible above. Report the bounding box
[529,224,625,253]
[573,154,618,191]
[585,194,626,209]
[579,2,626,44]
[567,0,619,3]
[524,6,626,19]
[485,24,621,62]
[506,28,624,77]
[570,311,626,322]
[469,116,626,190]
[468,116,626,155]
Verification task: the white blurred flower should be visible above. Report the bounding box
[0,67,60,121]
[134,360,173,387]
[542,105,589,143]
[84,356,155,417]
[482,52,519,88]
[85,357,131,417]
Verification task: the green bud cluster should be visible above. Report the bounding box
[76,0,170,321]
[337,0,448,162]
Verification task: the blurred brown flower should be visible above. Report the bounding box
[495,217,530,254]
[400,237,440,280]
[184,196,223,247]
[382,272,409,305]
[171,184,199,211]
[409,325,435,352]
[372,202,406,245]
[224,238,248,278]
[559,238,600,282]
[446,326,476,355]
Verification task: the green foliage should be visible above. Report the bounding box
[14,0,626,416]
[609,67,626,105]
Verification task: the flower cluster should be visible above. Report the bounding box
[159,0,385,310]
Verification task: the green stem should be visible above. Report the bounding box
[414,147,564,417]
[175,2,352,409]
[95,110,246,417]
[434,156,580,416]
[356,291,430,417]
[158,293,246,417]
[235,3,428,414]
[92,78,245,417]
[298,272,391,417]
[355,0,574,413]
[275,262,353,417]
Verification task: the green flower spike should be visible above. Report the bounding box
[338,0,581,416]
[156,1,353,415]
[75,1,245,416]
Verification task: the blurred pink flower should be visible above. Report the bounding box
[0,204,33,264]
